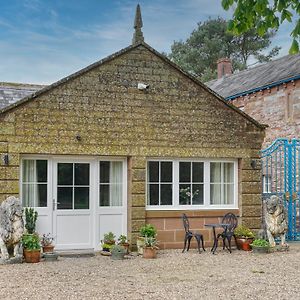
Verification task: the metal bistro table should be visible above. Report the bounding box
[205,223,230,254]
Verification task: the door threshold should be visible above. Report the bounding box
[56,249,95,258]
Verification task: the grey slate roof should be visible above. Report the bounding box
[0,82,45,110]
[206,53,300,99]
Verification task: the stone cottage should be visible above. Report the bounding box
[0,6,265,250]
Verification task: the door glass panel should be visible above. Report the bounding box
[100,161,110,183]
[57,187,73,209]
[75,163,90,185]
[100,185,109,206]
[22,184,35,207]
[58,163,73,185]
[37,160,48,182]
[74,187,89,209]
[36,184,47,207]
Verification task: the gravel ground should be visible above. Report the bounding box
[1,245,300,300]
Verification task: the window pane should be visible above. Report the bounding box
[58,163,73,185]
[100,161,110,183]
[210,184,221,205]
[22,160,35,183]
[111,161,123,184]
[75,163,90,185]
[74,187,89,209]
[179,162,191,182]
[57,187,73,209]
[100,184,109,206]
[22,184,35,207]
[161,162,172,182]
[179,184,191,205]
[224,184,234,204]
[192,184,203,205]
[192,162,203,182]
[36,160,47,183]
[210,163,221,182]
[111,183,123,206]
[224,163,234,183]
[149,184,159,205]
[161,184,172,205]
[148,161,159,182]
[36,184,47,207]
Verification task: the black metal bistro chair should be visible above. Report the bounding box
[216,213,238,253]
[182,213,205,253]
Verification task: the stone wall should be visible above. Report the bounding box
[0,43,265,247]
[231,79,300,147]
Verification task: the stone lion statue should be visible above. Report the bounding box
[0,196,24,260]
[264,195,288,247]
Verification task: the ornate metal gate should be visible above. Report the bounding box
[261,138,300,240]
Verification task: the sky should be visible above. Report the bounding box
[0,0,295,84]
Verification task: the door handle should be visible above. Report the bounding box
[53,199,61,210]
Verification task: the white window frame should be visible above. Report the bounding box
[146,158,238,210]
[262,174,272,194]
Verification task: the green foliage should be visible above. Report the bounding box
[168,17,280,81]
[111,244,126,254]
[118,234,128,244]
[24,208,38,234]
[101,243,113,251]
[103,232,116,244]
[22,233,41,250]
[222,0,300,54]
[140,224,157,238]
[234,225,255,238]
[251,239,270,247]
[144,236,157,248]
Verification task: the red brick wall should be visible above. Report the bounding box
[231,79,300,147]
[146,209,239,249]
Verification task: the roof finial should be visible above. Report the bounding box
[132,4,144,44]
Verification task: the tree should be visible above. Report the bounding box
[168,17,280,82]
[222,0,300,54]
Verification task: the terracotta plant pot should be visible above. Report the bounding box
[120,243,130,254]
[143,247,157,259]
[236,237,254,251]
[24,249,41,263]
[43,245,55,253]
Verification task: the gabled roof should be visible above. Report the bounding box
[0,42,266,129]
[206,53,300,99]
[0,82,45,110]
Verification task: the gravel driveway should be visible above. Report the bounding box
[1,245,300,300]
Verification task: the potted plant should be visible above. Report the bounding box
[234,224,255,251]
[118,235,130,254]
[143,236,158,259]
[22,233,41,263]
[250,239,270,253]
[102,232,116,246]
[137,224,157,255]
[110,244,126,260]
[24,207,38,234]
[101,243,113,252]
[41,233,55,253]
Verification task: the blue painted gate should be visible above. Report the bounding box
[261,138,300,240]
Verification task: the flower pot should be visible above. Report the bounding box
[236,237,254,251]
[24,249,41,263]
[251,245,269,254]
[120,243,130,254]
[137,237,145,255]
[111,251,125,260]
[42,245,55,253]
[143,247,157,259]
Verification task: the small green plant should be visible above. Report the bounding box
[101,243,113,252]
[118,235,128,244]
[102,232,116,244]
[22,233,41,250]
[234,225,255,238]
[251,239,270,247]
[40,233,54,247]
[140,224,157,238]
[144,236,157,248]
[111,244,126,255]
[25,208,38,234]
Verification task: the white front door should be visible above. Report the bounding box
[52,160,93,250]
[21,156,127,251]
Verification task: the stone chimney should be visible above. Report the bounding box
[217,58,232,79]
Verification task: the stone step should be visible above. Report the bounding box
[55,249,95,258]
